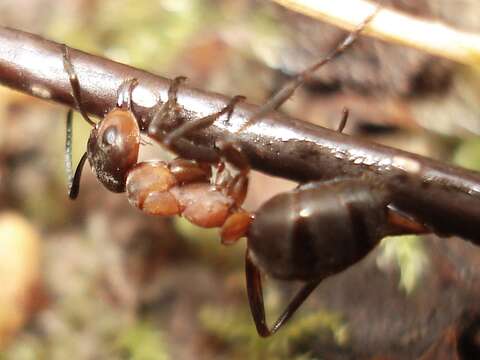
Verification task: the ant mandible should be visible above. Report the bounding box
[63,1,428,338]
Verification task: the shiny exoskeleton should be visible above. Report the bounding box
[61,1,426,339]
[248,180,393,282]
[63,45,250,233]
[63,44,140,196]
[223,177,427,337]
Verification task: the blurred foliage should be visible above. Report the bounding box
[116,322,169,360]
[46,0,214,71]
[454,137,480,171]
[377,235,429,294]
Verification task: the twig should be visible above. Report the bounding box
[0,26,480,243]
[273,0,480,66]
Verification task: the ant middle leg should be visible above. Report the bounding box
[162,95,246,147]
[148,76,249,200]
[148,76,245,153]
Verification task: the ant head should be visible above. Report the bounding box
[86,79,140,193]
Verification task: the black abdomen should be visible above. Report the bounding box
[248,179,390,281]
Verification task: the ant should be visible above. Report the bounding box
[63,45,250,236]
[62,1,428,338]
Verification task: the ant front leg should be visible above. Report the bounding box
[148,76,245,159]
[62,45,95,199]
[61,45,95,126]
[245,250,320,337]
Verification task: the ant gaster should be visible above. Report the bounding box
[63,1,427,338]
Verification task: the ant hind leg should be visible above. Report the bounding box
[245,250,321,337]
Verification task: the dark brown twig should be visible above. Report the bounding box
[0,26,480,243]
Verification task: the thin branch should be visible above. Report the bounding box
[0,26,480,243]
[273,0,480,66]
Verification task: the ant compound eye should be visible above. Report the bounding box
[102,125,119,148]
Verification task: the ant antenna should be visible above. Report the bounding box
[65,109,88,199]
[237,2,382,133]
[61,45,96,127]
[65,109,74,191]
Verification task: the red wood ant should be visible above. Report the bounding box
[63,46,250,237]
[62,1,428,338]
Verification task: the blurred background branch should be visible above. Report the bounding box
[274,0,480,66]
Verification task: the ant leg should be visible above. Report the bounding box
[63,45,96,199]
[149,77,246,165]
[238,4,381,133]
[163,95,245,147]
[337,107,349,133]
[245,250,321,337]
[215,141,250,206]
[61,45,95,126]
[386,206,430,235]
[148,76,187,139]
[65,108,88,199]
[151,79,249,202]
